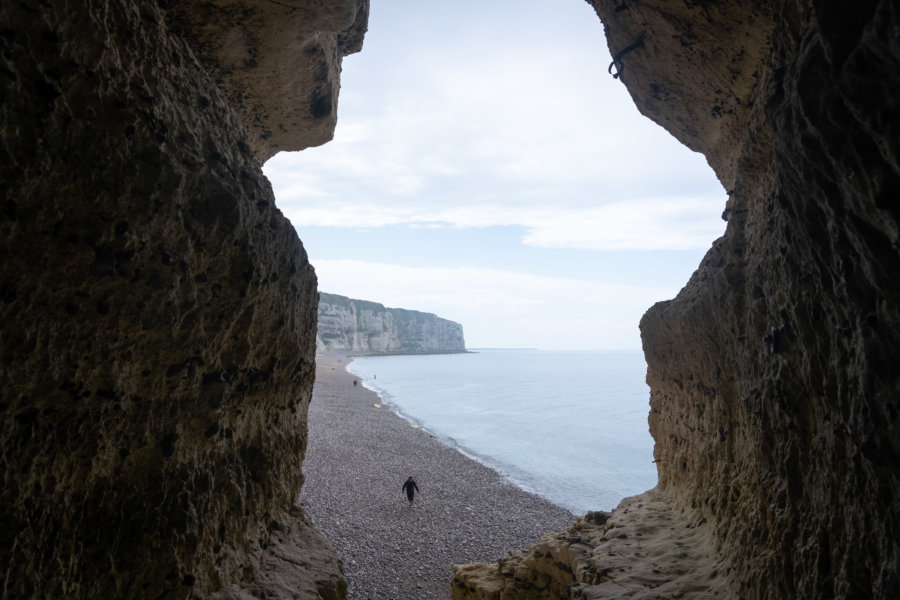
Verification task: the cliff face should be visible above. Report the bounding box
[317,292,466,354]
[454,1,899,599]
[0,1,366,598]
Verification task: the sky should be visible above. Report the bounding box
[262,0,726,351]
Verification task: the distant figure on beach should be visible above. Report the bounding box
[402,476,419,505]
[353,378,358,387]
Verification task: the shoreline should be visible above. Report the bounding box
[353,371,550,507]
[336,349,475,357]
[301,353,576,599]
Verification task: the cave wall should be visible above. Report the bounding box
[3,0,898,598]
[0,1,365,598]
[591,0,899,597]
[454,1,898,598]
[165,0,368,163]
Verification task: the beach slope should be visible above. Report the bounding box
[301,354,575,599]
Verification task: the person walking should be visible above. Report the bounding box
[401,476,419,505]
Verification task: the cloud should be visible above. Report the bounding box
[517,196,726,251]
[312,259,678,350]
[264,78,728,243]
[262,30,726,251]
[278,195,724,251]
[259,0,722,349]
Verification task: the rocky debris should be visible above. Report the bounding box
[209,522,347,600]
[317,292,467,354]
[452,490,730,600]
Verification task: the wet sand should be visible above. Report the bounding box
[300,353,576,599]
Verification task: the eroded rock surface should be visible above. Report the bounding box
[454,0,899,598]
[452,490,729,600]
[166,0,368,162]
[0,1,365,598]
[3,0,898,598]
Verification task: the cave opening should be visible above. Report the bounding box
[4,0,896,598]
[260,1,728,597]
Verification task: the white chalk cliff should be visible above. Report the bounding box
[317,292,466,355]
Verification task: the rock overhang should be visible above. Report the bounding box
[166,0,369,162]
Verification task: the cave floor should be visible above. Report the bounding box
[453,488,734,599]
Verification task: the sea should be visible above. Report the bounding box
[346,348,658,514]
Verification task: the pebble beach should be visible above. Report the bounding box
[300,354,576,599]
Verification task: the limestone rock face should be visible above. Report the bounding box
[454,1,899,599]
[632,1,900,597]
[166,0,368,162]
[317,292,466,354]
[0,0,364,598]
[591,0,773,190]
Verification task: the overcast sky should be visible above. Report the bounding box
[263,0,726,350]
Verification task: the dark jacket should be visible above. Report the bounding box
[402,479,419,496]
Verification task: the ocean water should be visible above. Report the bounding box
[346,349,658,513]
